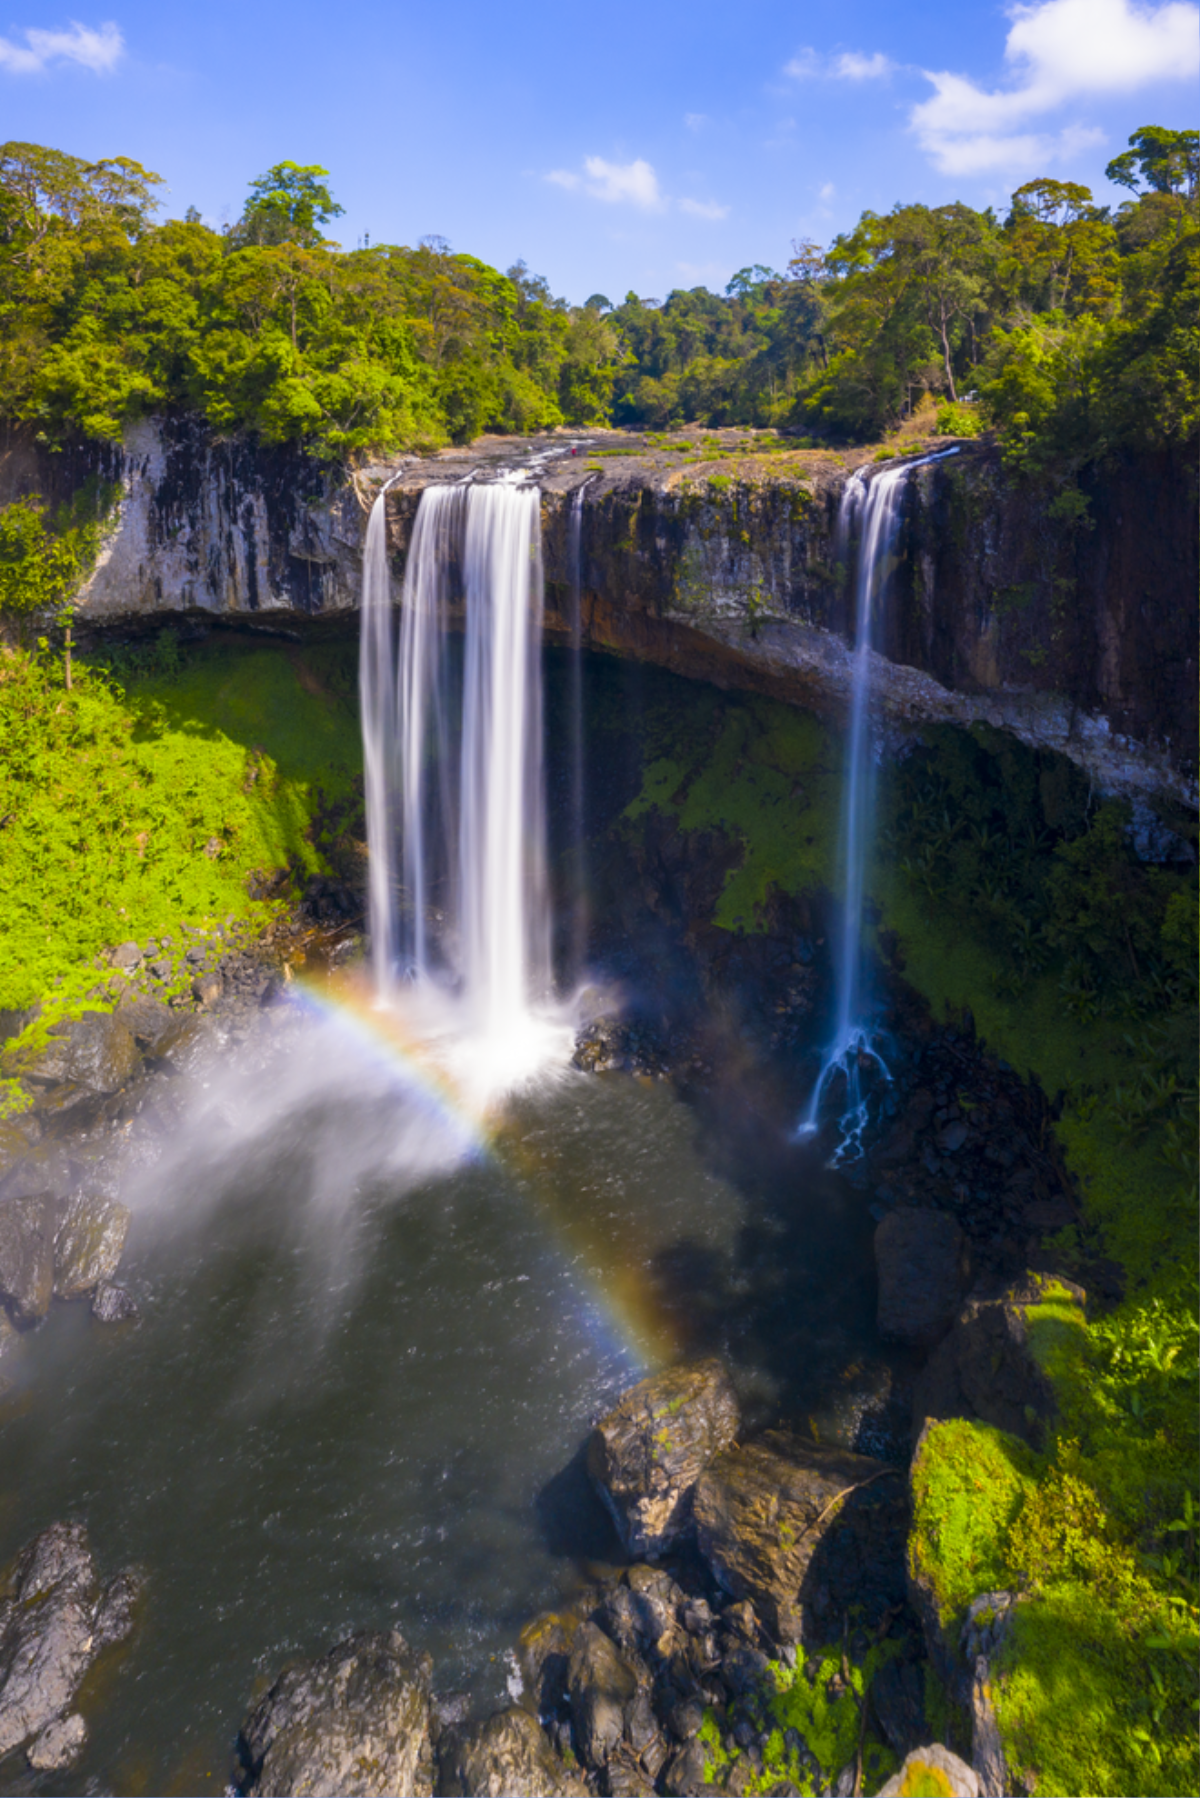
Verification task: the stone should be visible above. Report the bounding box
[0,1192,56,1325]
[26,1012,140,1095]
[0,1521,124,1762]
[877,1742,980,1796]
[693,1431,904,1643]
[875,1208,965,1349]
[566,1620,639,1768]
[586,1358,740,1558]
[114,993,176,1049]
[871,1656,928,1755]
[111,942,142,970]
[91,1279,139,1323]
[912,1274,1085,1448]
[438,1705,588,1797]
[27,1711,87,1770]
[192,971,223,1006]
[662,1738,707,1797]
[53,1192,131,1299]
[517,1611,579,1718]
[237,1628,434,1797]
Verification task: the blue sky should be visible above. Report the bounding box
[2,0,1196,302]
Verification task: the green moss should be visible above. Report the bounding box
[910,1420,1037,1629]
[0,632,361,1052]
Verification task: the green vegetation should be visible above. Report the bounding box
[1,129,1193,468]
[0,630,361,1063]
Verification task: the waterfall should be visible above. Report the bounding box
[564,480,591,979]
[360,472,562,1096]
[798,450,956,1155]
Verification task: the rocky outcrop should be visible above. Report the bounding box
[0,1193,56,1324]
[586,1357,740,1558]
[875,1208,966,1349]
[52,1192,130,1300]
[0,1521,141,1772]
[235,1629,434,1798]
[438,1705,588,1797]
[692,1432,906,1643]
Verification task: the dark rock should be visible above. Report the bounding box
[0,1192,56,1325]
[0,1521,136,1767]
[237,1628,434,1797]
[26,1013,139,1095]
[113,994,176,1050]
[877,1743,979,1796]
[587,1358,740,1558]
[693,1431,904,1642]
[912,1274,1084,1447]
[871,1657,927,1755]
[192,972,223,1006]
[875,1208,966,1348]
[53,1192,130,1299]
[663,1737,708,1796]
[438,1705,588,1797]
[517,1610,580,1718]
[91,1280,138,1324]
[566,1620,639,1768]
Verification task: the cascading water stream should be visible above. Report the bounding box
[360,471,564,1100]
[564,478,593,980]
[798,450,956,1156]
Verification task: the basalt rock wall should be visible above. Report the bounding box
[7,416,1195,800]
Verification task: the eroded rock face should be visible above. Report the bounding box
[586,1358,740,1558]
[567,1620,640,1770]
[875,1208,966,1349]
[0,1521,140,1769]
[439,1704,588,1798]
[53,1192,131,1300]
[26,1014,140,1096]
[0,1192,56,1325]
[236,1628,434,1798]
[693,1431,906,1643]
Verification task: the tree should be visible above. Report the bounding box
[232,162,344,248]
[1106,127,1199,199]
[0,141,161,257]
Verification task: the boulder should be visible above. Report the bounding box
[586,1358,740,1558]
[566,1619,640,1769]
[0,1192,56,1325]
[693,1432,905,1643]
[26,1013,139,1094]
[192,971,223,1006]
[517,1611,580,1719]
[237,1628,434,1797]
[439,1705,588,1797]
[871,1656,928,1756]
[92,1279,138,1323]
[875,1208,965,1348]
[53,1192,130,1299]
[912,1273,1086,1447]
[877,1742,980,1796]
[113,993,175,1050]
[0,1521,138,1766]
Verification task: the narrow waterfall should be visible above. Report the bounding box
[360,474,560,1089]
[798,450,956,1155]
[564,480,591,979]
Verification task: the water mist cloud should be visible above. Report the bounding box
[912,0,1200,174]
[0,19,123,76]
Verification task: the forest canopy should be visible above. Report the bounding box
[0,132,1195,465]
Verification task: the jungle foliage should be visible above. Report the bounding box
[0,131,1194,467]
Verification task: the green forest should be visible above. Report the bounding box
[1,126,1195,469]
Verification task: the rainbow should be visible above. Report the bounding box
[288,967,678,1374]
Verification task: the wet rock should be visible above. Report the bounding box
[871,1656,928,1755]
[0,1192,56,1325]
[91,1279,138,1324]
[0,1521,137,1766]
[693,1431,904,1642]
[912,1274,1084,1447]
[587,1358,740,1558]
[113,993,176,1050]
[875,1208,966,1348]
[26,1013,140,1095]
[26,1710,87,1770]
[192,971,223,1006]
[237,1628,434,1797]
[53,1192,130,1299]
[662,1737,708,1796]
[518,1610,579,1718]
[877,1742,979,1796]
[438,1705,588,1797]
[567,1620,639,1768]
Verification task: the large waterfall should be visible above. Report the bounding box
[799,450,956,1155]
[359,473,564,1097]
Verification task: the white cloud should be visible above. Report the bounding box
[547,155,664,210]
[684,112,708,132]
[0,19,123,76]
[833,51,894,79]
[786,45,893,80]
[818,181,836,202]
[912,0,1200,174]
[680,196,729,220]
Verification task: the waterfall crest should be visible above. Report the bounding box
[360,474,565,1099]
[799,450,956,1155]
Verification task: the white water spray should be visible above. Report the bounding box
[360,473,566,1101]
[798,451,957,1155]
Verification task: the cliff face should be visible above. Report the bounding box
[6,418,1194,802]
